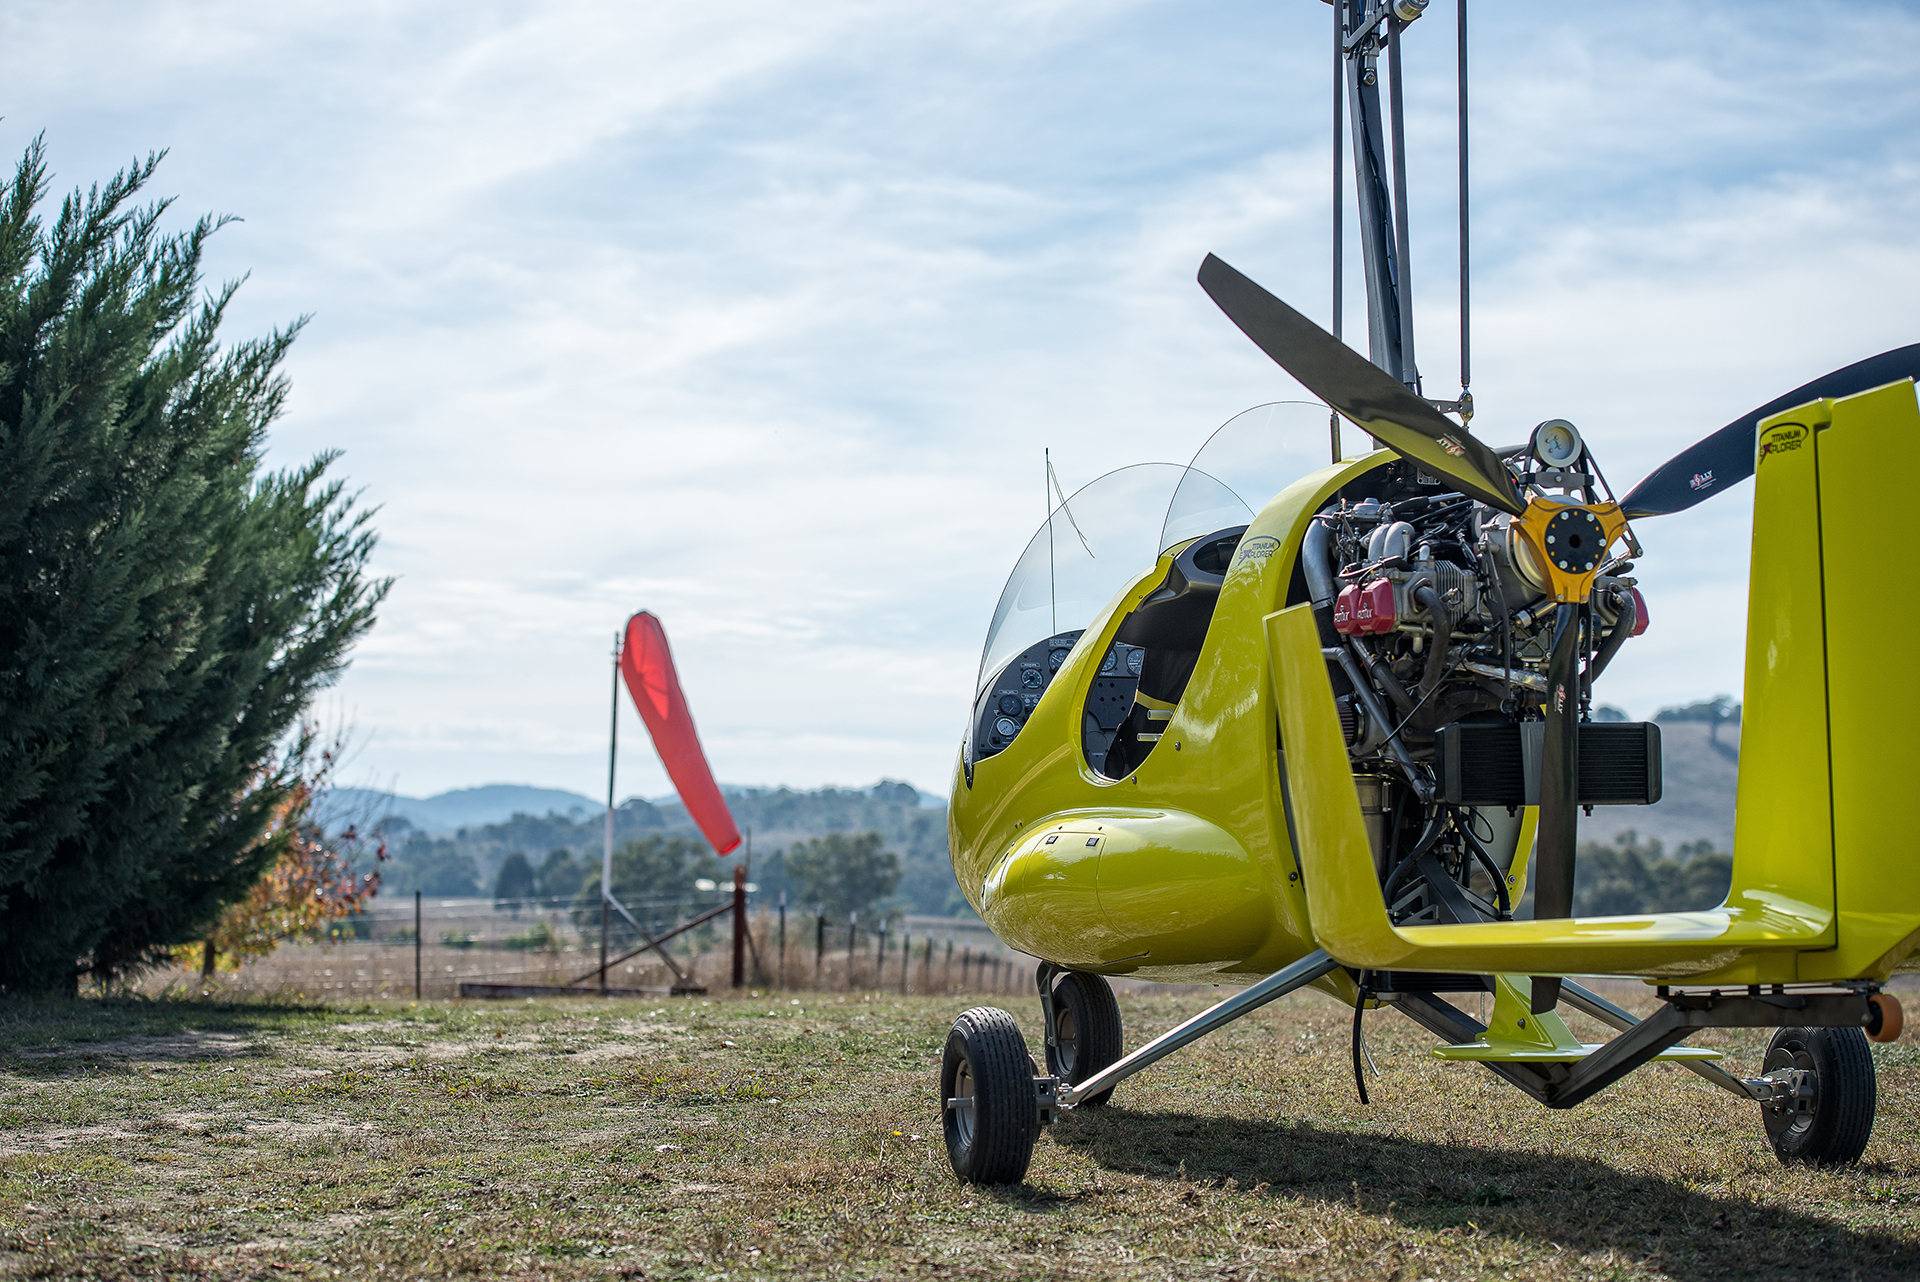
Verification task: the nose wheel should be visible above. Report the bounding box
[941,1006,1041,1185]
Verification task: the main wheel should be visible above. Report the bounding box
[1045,971,1123,1107]
[1761,1026,1877,1166]
[941,1007,1039,1185]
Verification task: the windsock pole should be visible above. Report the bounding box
[601,630,618,995]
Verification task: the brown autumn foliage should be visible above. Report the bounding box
[172,732,388,972]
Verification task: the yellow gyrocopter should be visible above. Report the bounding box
[936,0,1919,1185]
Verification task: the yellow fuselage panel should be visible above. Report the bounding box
[1803,379,1920,980]
[950,452,1384,988]
[980,809,1272,976]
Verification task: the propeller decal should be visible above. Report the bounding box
[1621,343,1920,518]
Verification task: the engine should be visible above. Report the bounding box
[1298,431,1657,930]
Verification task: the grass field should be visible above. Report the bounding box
[1,982,1915,1280]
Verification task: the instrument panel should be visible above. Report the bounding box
[970,630,1082,766]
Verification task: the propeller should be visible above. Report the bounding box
[1529,603,1583,1012]
[1621,343,1920,518]
[1197,254,1527,516]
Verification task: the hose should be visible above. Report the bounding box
[1381,808,1451,905]
[1585,582,1637,691]
[1303,516,1340,607]
[1303,516,1345,648]
[1357,641,1418,719]
[1413,584,1454,697]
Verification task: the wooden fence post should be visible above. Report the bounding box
[731,863,746,989]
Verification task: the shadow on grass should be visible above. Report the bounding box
[0,993,337,1071]
[1050,1107,1917,1281]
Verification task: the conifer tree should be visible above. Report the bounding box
[0,139,387,992]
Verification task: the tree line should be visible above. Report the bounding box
[377,779,967,919]
[487,830,907,940]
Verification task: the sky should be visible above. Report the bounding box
[5,0,1917,803]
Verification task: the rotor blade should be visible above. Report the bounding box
[1620,343,1920,519]
[1198,253,1527,515]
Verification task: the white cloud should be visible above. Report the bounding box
[4,0,1915,796]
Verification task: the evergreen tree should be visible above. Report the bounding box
[1572,831,1734,916]
[536,847,583,903]
[0,140,386,991]
[571,835,723,937]
[493,852,536,911]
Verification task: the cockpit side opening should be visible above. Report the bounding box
[1084,525,1246,780]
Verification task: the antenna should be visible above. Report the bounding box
[1046,448,1057,634]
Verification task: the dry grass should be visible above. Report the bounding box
[1,981,1915,1280]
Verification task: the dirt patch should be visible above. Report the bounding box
[244,1119,382,1142]
[0,1124,147,1156]
[17,1031,258,1062]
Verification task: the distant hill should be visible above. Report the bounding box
[318,784,603,835]
[320,782,947,839]
[363,779,969,917]
[341,721,1738,918]
[1581,721,1739,854]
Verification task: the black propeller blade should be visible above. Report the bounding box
[1621,343,1920,519]
[1529,603,1583,1013]
[1198,254,1527,516]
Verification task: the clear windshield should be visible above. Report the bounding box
[978,462,1187,692]
[1159,401,1338,552]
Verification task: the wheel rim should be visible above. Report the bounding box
[950,1058,977,1148]
[1763,1042,1819,1142]
[1055,1003,1079,1077]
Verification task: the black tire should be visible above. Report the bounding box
[1045,971,1124,1107]
[940,1007,1039,1185]
[1762,1026,1877,1166]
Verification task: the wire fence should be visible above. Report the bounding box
[133,896,1036,1002]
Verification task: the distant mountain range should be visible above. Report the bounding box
[318,781,945,837]
[364,779,966,915]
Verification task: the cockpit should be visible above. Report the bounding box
[967,402,1334,781]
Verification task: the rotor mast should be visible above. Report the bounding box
[1331,0,1468,415]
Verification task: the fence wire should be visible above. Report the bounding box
[133,897,1035,1001]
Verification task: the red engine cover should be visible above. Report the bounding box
[1333,583,1359,634]
[1358,578,1397,634]
[1630,586,1650,637]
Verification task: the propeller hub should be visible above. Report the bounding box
[1513,500,1628,604]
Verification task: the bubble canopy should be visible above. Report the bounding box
[1158,401,1337,553]
[977,463,1185,693]
[976,402,1340,694]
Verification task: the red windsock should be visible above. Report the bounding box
[618,612,742,856]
